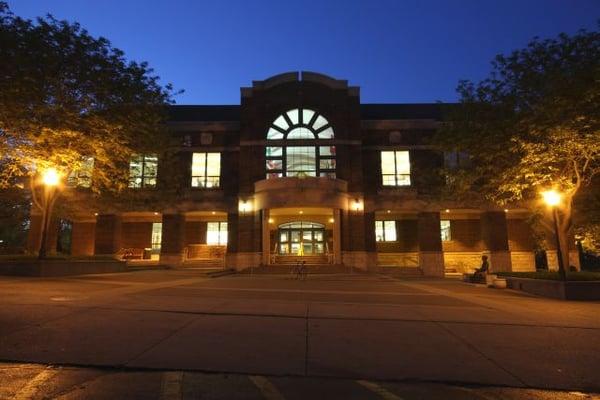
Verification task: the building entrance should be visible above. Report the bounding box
[277,221,325,255]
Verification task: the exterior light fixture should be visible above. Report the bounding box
[268,218,274,224]
[239,199,252,215]
[211,211,216,215]
[153,212,159,216]
[299,210,304,215]
[328,218,334,223]
[42,168,60,186]
[94,212,98,216]
[445,209,450,213]
[541,189,565,280]
[542,190,561,207]
[352,199,363,212]
[504,209,509,213]
[386,210,391,214]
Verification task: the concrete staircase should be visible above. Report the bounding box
[376,266,424,277]
[241,264,354,274]
[271,255,331,265]
[182,258,225,269]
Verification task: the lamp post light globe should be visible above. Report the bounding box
[41,168,60,186]
[542,190,561,207]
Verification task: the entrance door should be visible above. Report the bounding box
[278,221,325,255]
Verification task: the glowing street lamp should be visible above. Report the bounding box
[38,167,62,259]
[542,189,566,281]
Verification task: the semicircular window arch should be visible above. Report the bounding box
[267,109,334,140]
[265,109,336,179]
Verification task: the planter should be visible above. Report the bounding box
[493,278,507,289]
[485,273,497,287]
[506,277,600,300]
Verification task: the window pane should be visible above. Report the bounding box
[319,172,336,178]
[287,127,314,139]
[151,223,162,250]
[319,146,336,156]
[266,159,283,170]
[207,222,220,245]
[143,177,157,188]
[440,220,451,241]
[375,221,384,242]
[219,222,228,244]
[287,146,316,175]
[312,115,328,131]
[286,109,299,125]
[384,221,397,241]
[266,147,283,157]
[273,115,289,130]
[302,109,315,125]
[381,151,396,174]
[319,159,336,169]
[396,174,411,186]
[191,153,206,178]
[267,128,284,140]
[317,127,334,139]
[206,153,220,177]
[395,151,410,174]
[266,172,283,179]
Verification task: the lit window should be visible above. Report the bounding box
[381,150,411,186]
[129,154,158,188]
[375,220,397,242]
[207,222,228,245]
[151,222,162,250]
[191,152,221,188]
[265,109,335,179]
[67,156,94,188]
[444,150,470,169]
[440,220,451,241]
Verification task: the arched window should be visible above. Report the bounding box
[265,108,336,179]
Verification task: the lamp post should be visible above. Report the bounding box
[541,189,566,281]
[38,168,61,259]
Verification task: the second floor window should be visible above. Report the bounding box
[265,108,336,179]
[381,150,411,186]
[67,156,94,188]
[129,154,158,188]
[375,220,397,242]
[191,152,221,188]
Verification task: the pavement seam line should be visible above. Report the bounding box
[356,380,404,400]
[12,366,60,400]
[249,375,286,400]
[304,303,309,376]
[160,371,183,400]
[433,320,529,388]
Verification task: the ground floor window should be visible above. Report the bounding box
[207,222,228,245]
[277,221,326,255]
[151,223,162,250]
[440,220,451,241]
[375,220,397,242]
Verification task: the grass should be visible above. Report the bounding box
[497,271,600,281]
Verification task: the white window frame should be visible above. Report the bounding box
[381,150,411,187]
[191,152,221,188]
[375,220,397,242]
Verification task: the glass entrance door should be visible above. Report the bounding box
[278,221,325,255]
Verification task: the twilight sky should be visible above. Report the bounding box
[8,0,599,105]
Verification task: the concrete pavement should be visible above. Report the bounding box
[0,270,598,398]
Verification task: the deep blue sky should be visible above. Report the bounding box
[8,0,599,105]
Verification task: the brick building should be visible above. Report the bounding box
[27,72,576,275]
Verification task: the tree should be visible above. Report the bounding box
[0,3,176,257]
[435,27,600,276]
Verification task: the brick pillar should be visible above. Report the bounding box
[418,212,444,277]
[480,211,512,272]
[333,209,342,265]
[71,221,96,256]
[340,209,377,271]
[261,209,270,266]
[226,210,261,271]
[94,214,122,257]
[160,214,186,266]
[26,214,59,256]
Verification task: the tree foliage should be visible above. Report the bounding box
[435,27,600,261]
[0,2,175,195]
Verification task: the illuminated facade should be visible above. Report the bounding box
[28,72,573,275]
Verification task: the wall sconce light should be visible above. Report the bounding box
[239,199,252,215]
[445,209,450,213]
[328,218,335,223]
[268,218,274,224]
[352,198,363,212]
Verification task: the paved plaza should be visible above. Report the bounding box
[0,270,598,399]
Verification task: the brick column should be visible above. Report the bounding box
[418,212,444,277]
[225,210,261,270]
[333,209,342,265]
[262,209,270,266]
[94,214,122,257]
[340,209,377,271]
[480,211,512,272]
[160,214,186,266]
[71,221,96,256]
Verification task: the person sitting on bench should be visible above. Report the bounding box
[473,255,489,280]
